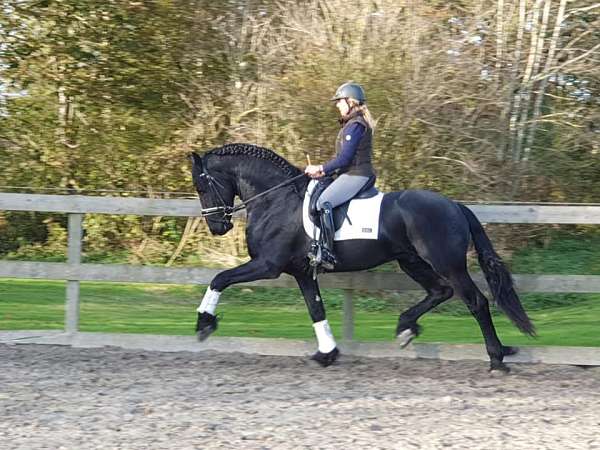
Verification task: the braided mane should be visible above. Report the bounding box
[205,143,301,177]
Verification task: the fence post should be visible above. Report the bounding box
[65,213,83,333]
[343,289,354,342]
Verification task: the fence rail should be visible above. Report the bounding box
[4,192,600,222]
[3,261,600,293]
[2,192,600,364]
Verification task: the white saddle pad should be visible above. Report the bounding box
[303,180,384,241]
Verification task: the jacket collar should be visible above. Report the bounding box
[338,110,363,126]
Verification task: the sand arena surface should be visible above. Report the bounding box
[1,344,600,450]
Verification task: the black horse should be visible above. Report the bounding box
[190,143,534,372]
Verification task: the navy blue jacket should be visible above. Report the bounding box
[322,122,365,175]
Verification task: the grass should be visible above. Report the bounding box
[3,232,600,346]
[2,278,600,347]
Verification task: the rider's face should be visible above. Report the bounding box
[335,98,350,116]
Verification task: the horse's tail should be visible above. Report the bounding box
[458,203,535,336]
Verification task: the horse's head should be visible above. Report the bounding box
[190,152,235,236]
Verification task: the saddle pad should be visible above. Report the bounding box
[303,180,384,241]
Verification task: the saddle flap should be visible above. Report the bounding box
[303,179,384,241]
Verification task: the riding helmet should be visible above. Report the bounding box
[331,82,366,104]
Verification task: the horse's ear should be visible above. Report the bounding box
[189,152,203,170]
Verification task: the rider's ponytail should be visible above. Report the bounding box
[358,104,376,130]
[348,99,376,130]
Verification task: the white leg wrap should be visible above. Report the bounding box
[313,320,337,353]
[197,287,221,315]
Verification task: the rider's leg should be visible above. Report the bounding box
[314,174,370,268]
[316,173,371,210]
[318,201,336,270]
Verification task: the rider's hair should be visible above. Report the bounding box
[348,98,376,130]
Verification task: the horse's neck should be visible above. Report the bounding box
[208,156,305,209]
[237,173,275,201]
[236,168,302,202]
[235,169,307,216]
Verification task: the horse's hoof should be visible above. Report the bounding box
[196,328,213,342]
[502,345,519,356]
[489,361,511,374]
[396,329,416,348]
[196,312,218,342]
[311,348,339,367]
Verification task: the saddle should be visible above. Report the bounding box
[308,175,378,231]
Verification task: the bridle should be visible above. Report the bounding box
[197,165,307,222]
[196,171,235,225]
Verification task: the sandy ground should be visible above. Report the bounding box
[1,344,599,450]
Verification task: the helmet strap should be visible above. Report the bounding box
[345,98,359,116]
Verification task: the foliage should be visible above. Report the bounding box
[5,217,67,261]
[1,0,599,263]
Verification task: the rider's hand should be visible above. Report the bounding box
[305,165,324,179]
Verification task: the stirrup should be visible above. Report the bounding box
[308,246,322,267]
[308,241,320,266]
[308,241,319,259]
[320,248,336,270]
[308,245,335,271]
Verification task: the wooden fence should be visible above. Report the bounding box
[2,192,600,364]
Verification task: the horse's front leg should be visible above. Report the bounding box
[294,273,339,367]
[196,258,281,341]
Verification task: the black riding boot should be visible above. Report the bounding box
[318,202,337,270]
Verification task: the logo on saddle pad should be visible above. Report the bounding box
[303,180,384,241]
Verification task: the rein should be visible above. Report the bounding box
[198,172,307,219]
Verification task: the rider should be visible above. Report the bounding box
[305,81,376,270]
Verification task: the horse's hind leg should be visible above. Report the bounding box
[395,256,454,347]
[450,270,510,372]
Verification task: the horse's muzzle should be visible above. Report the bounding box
[210,221,233,236]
